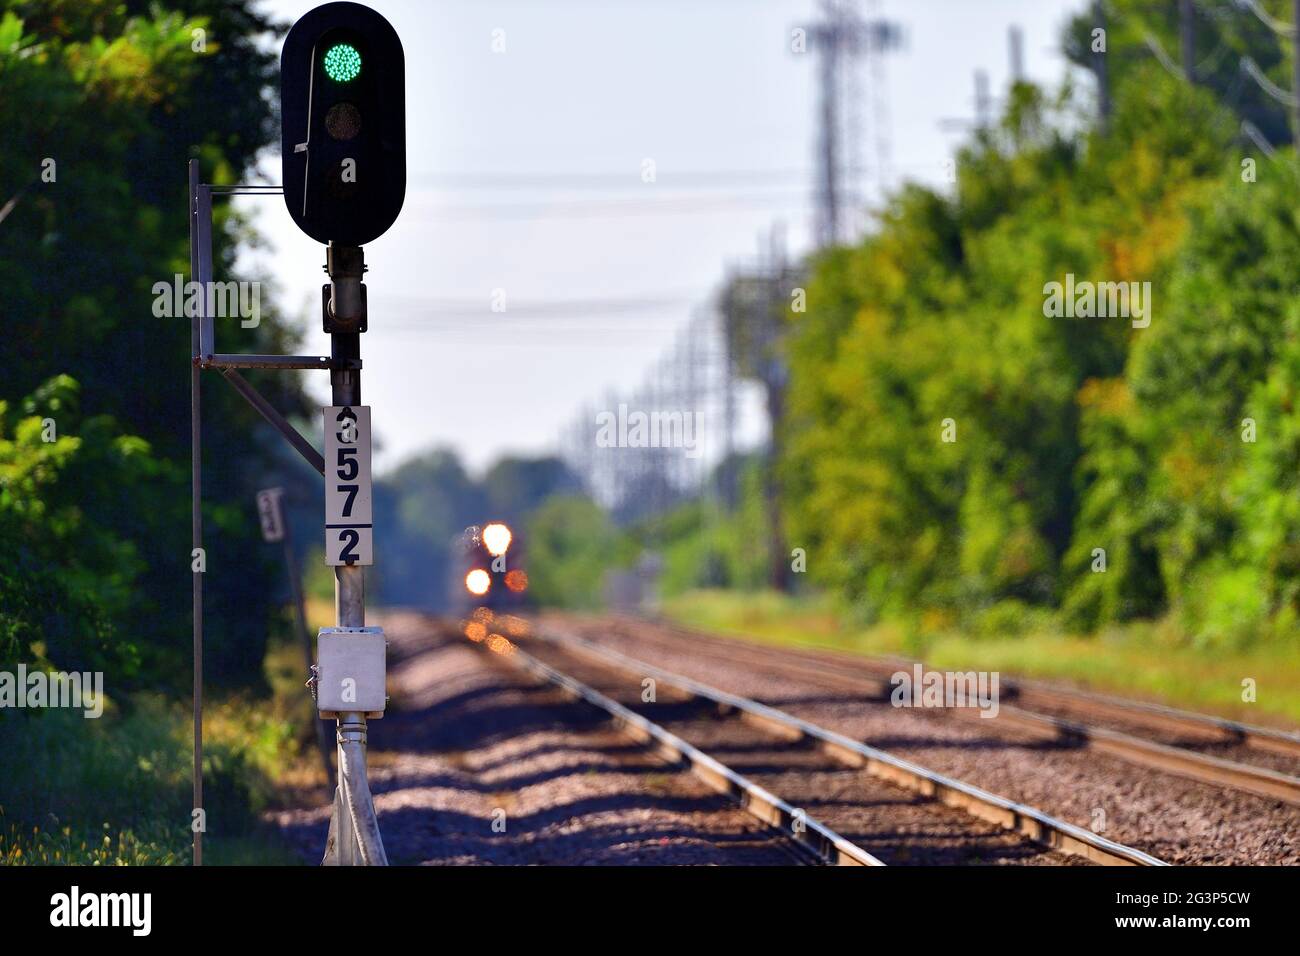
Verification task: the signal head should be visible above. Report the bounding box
[281,2,406,246]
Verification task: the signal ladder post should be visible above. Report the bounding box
[188,1,405,866]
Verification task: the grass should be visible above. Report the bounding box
[661,589,1300,728]
[0,633,327,866]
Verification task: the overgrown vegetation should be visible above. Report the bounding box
[0,679,309,865]
[780,3,1300,650]
[0,0,304,688]
[0,2,315,863]
[662,590,1300,726]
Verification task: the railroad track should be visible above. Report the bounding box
[567,613,1300,807]
[461,620,1164,867]
[635,615,1300,760]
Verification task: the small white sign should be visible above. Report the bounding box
[323,405,373,566]
[256,487,285,543]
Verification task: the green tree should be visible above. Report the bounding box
[0,1,305,686]
[526,496,620,608]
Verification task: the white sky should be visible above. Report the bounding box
[238,0,1088,474]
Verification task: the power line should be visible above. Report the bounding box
[408,168,821,190]
[1241,54,1298,106]
[1143,32,1187,81]
[376,293,699,315]
[1241,118,1278,156]
[406,190,827,221]
[1236,0,1296,38]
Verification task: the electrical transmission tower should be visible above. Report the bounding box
[804,0,902,247]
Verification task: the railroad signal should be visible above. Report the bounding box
[281,1,406,246]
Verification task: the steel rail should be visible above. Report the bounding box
[659,622,1300,759]
[595,616,1300,804]
[468,633,884,867]
[621,614,1300,758]
[973,706,1300,806]
[1005,681,1300,759]
[531,624,1166,867]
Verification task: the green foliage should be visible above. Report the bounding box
[663,589,1300,725]
[371,451,579,608]
[0,691,300,864]
[0,376,172,675]
[625,456,774,596]
[525,496,622,608]
[1063,0,1293,146]
[1065,162,1300,645]
[781,19,1300,646]
[480,455,582,522]
[0,1,301,687]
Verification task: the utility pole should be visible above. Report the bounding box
[975,70,993,129]
[1294,0,1300,143]
[1180,0,1196,84]
[1095,0,1111,129]
[719,230,803,594]
[817,13,841,248]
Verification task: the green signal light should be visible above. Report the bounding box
[323,43,361,82]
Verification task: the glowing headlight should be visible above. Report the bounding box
[482,523,512,557]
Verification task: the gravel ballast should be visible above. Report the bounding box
[543,613,1300,866]
[267,611,806,865]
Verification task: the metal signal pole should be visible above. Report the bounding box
[320,243,388,867]
[189,161,204,868]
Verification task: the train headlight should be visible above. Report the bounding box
[482,522,512,557]
[465,568,491,596]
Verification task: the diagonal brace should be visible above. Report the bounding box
[219,368,325,476]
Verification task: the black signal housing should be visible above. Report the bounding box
[281,2,406,246]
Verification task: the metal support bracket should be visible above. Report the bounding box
[219,369,325,475]
[197,353,361,371]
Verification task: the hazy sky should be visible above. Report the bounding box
[240,0,1088,474]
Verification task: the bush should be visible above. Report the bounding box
[0,692,301,865]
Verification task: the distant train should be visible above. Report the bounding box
[451,521,530,612]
